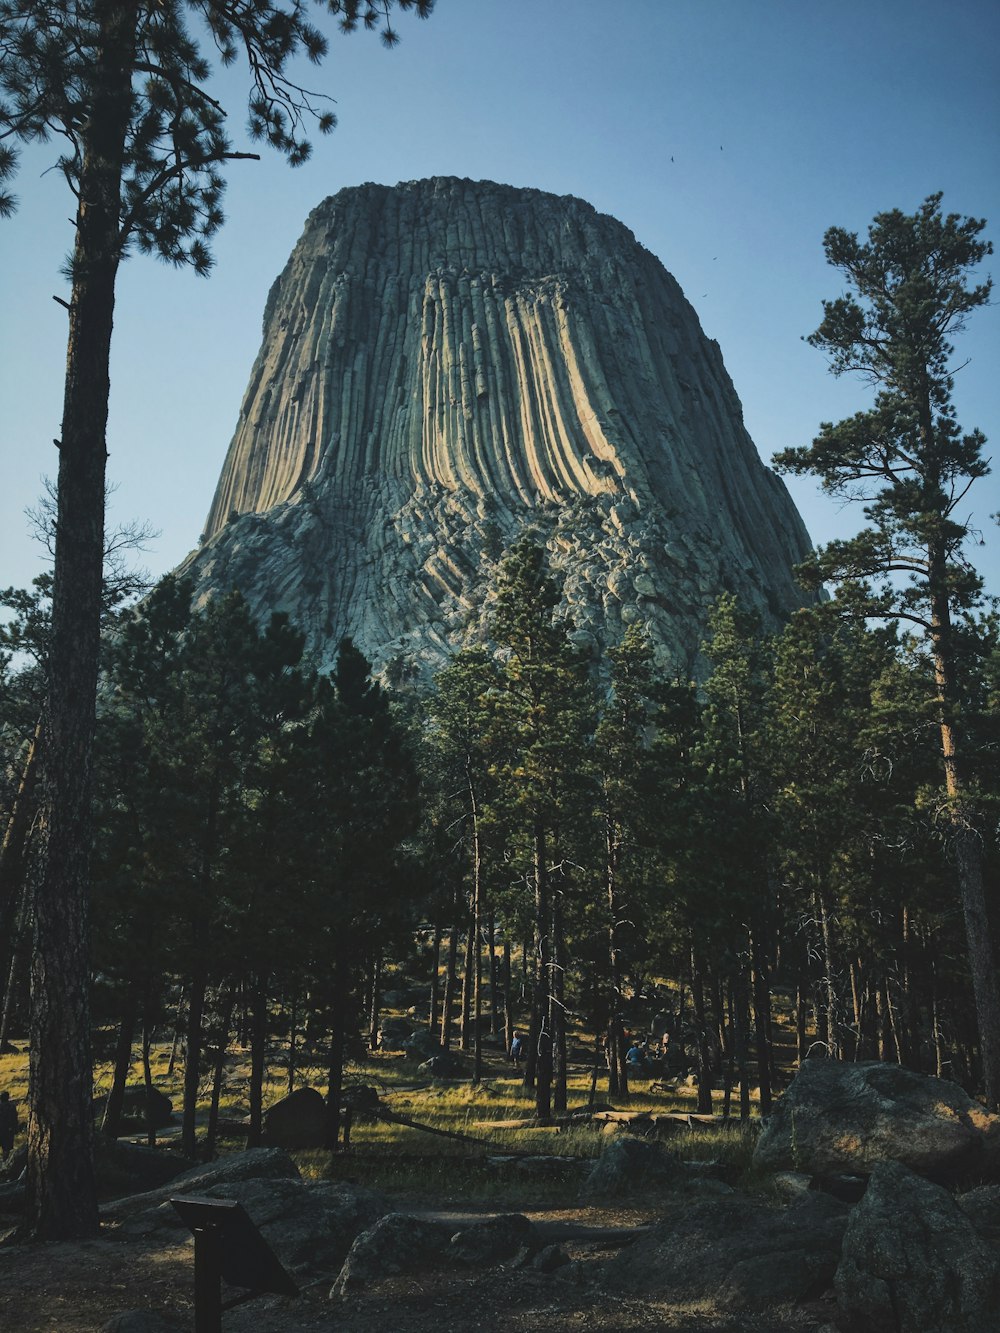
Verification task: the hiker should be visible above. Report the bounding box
[509,1030,523,1066]
[626,1041,646,1072]
[0,1091,17,1161]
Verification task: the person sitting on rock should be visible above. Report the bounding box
[626,1042,646,1072]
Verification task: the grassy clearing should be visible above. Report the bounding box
[2,1023,767,1207]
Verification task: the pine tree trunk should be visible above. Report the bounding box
[502,938,514,1059]
[690,942,714,1115]
[530,824,552,1121]
[749,922,773,1115]
[141,1022,156,1149]
[204,987,235,1160]
[551,896,567,1114]
[26,0,142,1240]
[429,923,442,1036]
[459,910,474,1053]
[0,718,42,1026]
[101,984,138,1140]
[930,584,1000,1108]
[287,986,298,1096]
[367,952,381,1052]
[181,962,207,1160]
[732,970,751,1121]
[247,975,268,1148]
[487,913,500,1038]
[470,773,483,1084]
[440,917,459,1050]
[325,966,346,1150]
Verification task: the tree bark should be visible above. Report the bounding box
[551,894,567,1113]
[101,983,138,1139]
[324,965,346,1150]
[429,923,442,1036]
[0,718,43,1023]
[247,975,268,1148]
[440,915,459,1050]
[181,962,207,1160]
[528,824,552,1121]
[27,0,139,1240]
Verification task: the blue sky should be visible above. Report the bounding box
[2,0,998,601]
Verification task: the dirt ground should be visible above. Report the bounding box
[0,1199,838,1333]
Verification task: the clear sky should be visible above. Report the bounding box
[2,0,998,601]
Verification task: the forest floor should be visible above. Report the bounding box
[0,1007,837,1331]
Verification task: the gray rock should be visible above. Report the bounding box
[263,1086,327,1150]
[772,1170,812,1201]
[835,1160,1000,1331]
[754,1059,1000,1183]
[418,1052,461,1079]
[532,1243,570,1272]
[376,1016,412,1051]
[104,1147,300,1219]
[401,1028,441,1062]
[330,1214,454,1296]
[123,1174,386,1279]
[580,1135,679,1200]
[95,1138,195,1199]
[957,1183,1000,1244]
[180,178,813,685]
[449,1213,536,1263]
[604,1192,847,1311]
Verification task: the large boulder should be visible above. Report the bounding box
[94,1138,195,1198]
[604,1192,848,1311]
[121,1173,387,1279]
[835,1160,1000,1331]
[580,1135,680,1200]
[449,1214,537,1264]
[330,1214,454,1295]
[103,1147,300,1218]
[263,1086,327,1150]
[753,1060,1000,1183]
[957,1183,1000,1245]
[93,1085,174,1131]
[401,1028,441,1062]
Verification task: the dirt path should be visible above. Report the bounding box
[0,1200,833,1333]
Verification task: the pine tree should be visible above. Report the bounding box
[1,0,432,1237]
[487,536,595,1120]
[774,194,1000,1107]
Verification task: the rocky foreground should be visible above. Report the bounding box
[2,1060,999,1331]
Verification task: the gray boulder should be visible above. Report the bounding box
[123,1174,386,1278]
[401,1028,441,1061]
[263,1086,326,1150]
[580,1136,679,1199]
[418,1052,461,1079]
[104,1147,299,1218]
[449,1213,536,1263]
[835,1160,1000,1331]
[957,1183,1000,1246]
[330,1214,454,1295]
[754,1059,1000,1182]
[95,1138,195,1199]
[604,1192,847,1311]
[376,1016,412,1051]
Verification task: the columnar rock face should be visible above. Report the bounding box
[184,177,813,677]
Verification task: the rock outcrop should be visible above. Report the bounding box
[753,1059,1000,1183]
[184,177,813,677]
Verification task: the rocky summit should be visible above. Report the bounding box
[182,177,812,678]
